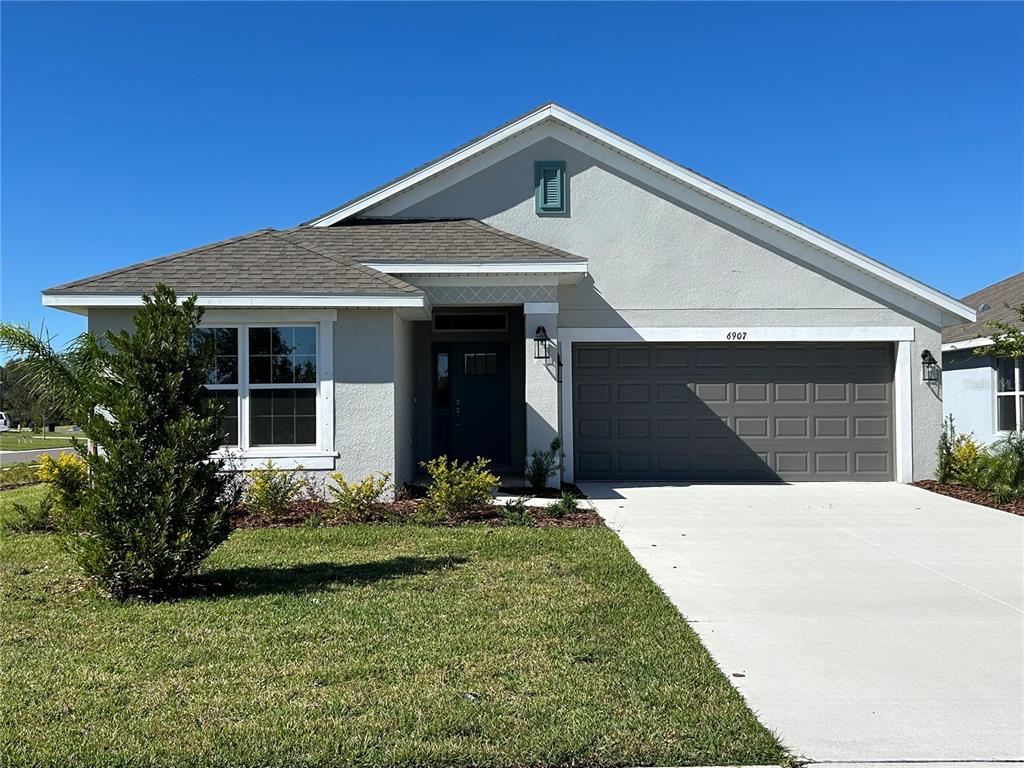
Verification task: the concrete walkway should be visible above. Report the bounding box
[581,482,1024,762]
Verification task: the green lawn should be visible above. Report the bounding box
[0,463,42,491]
[0,431,78,451]
[1,508,785,768]
[0,484,48,526]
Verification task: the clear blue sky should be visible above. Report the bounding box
[3,1,1022,349]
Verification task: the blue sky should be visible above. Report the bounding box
[2,1,1021,349]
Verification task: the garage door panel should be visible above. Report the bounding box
[573,342,894,482]
[615,382,650,403]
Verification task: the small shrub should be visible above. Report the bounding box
[949,433,983,486]
[330,471,392,521]
[419,456,499,522]
[500,496,534,526]
[527,437,561,492]
[547,491,579,519]
[6,492,56,533]
[975,432,1024,504]
[36,453,89,516]
[936,416,956,484]
[243,460,307,516]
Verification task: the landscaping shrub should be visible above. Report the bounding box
[419,456,498,521]
[526,436,561,492]
[1,284,235,599]
[6,492,55,533]
[244,460,308,517]
[975,432,1024,504]
[500,496,534,526]
[936,416,983,485]
[547,491,580,519]
[36,452,88,517]
[329,471,392,521]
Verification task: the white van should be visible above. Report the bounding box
[0,412,10,433]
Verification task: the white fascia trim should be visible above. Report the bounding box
[42,294,426,309]
[361,262,588,275]
[941,336,993,352]
[559,326,915,343]
[558,326,915,484]
[310,103,973,323]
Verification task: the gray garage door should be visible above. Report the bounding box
[572,343,894,482]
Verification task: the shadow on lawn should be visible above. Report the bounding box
[193,556,467,599]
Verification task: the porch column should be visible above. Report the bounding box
[524,303,560,488]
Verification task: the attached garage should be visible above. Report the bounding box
[571,342,895,482]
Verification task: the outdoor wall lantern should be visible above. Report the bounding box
[920,349,939,383]
[533,326,551,360]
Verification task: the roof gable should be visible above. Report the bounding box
[305,103,974,324]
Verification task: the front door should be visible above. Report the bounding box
[433,342,511,467]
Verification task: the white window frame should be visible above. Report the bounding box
[995,357,1024,434]
[200,310,336,470]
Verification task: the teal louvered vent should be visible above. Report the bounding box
[534,161,566,214]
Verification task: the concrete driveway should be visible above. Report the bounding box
[581,482,1023,763]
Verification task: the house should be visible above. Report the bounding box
[940,272,1023,445]
[42,104,975,485]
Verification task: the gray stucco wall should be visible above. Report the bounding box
[87,308,137,337]
[942,350,999,445]
[392,314,416,484]
[334,309,397,482]
[374,133,946,479]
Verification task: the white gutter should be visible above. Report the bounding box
[941,336,994,353]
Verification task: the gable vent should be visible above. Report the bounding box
[534,161,566,214]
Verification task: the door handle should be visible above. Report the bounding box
[455,399,461,425]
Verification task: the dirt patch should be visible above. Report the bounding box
[913,480,1024,517]
[232,497,602,530]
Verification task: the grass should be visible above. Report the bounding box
[0,462,41,490]
[1,515,785,767]
[0,484,48,528]
[0,431,78,451]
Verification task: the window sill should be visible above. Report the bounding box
[212,449,338,471]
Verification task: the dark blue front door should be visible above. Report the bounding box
[433,342,511,467]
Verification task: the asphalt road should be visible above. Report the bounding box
[0,446,77,464]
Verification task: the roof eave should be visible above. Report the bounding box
[42,292,427,310]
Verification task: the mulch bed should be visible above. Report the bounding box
[232,497,602,530]
[913,480,1024,517]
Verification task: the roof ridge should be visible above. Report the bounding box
[270,230,421,294]
[45,228,276,292]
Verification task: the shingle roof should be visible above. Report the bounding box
[942,272,1024,344]
[286,218,588,263]
[44,229,422,296]
[44,219,588,297]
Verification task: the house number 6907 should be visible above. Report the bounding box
[725,331,748,340]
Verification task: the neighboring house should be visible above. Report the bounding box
[43,103,975,485]
[941,272,1023,445]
